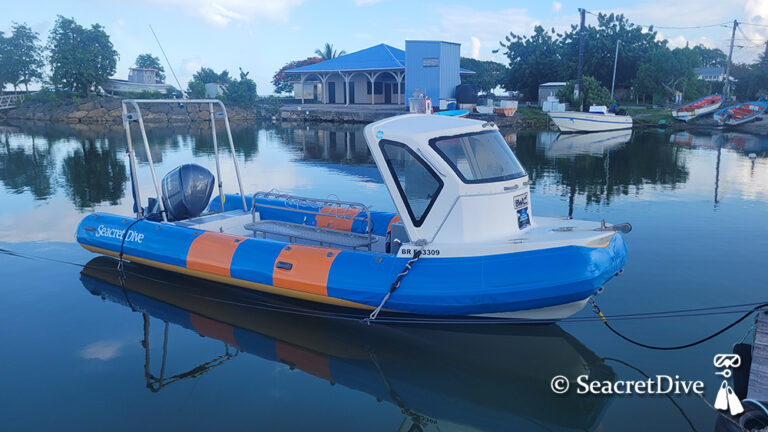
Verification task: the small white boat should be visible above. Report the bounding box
[548,106,633,133]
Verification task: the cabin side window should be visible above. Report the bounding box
[379,140,443,227]
[429,130,527,184]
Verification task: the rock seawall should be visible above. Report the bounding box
[0,97,270,124]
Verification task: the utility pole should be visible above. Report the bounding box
[764,40,768,65]
[611,39,620,100]
[723,19,738,100]
[575,8,586,111]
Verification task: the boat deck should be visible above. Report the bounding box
[174,210,388,253]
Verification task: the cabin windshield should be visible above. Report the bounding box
[429,130,527,184]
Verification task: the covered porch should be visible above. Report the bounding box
[285,44,408,106]
[294,70,405,106]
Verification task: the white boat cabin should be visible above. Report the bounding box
[364,115,533,245]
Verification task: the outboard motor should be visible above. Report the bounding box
[160,164,215,221]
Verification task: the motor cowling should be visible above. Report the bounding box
[161,164,214,221]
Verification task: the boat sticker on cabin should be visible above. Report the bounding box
[517,207,530,229]
[514,193,529,210]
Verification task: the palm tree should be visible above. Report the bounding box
[314,43,346,60]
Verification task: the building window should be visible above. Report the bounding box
[366,82,384,95]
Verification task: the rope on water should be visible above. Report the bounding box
[590,298,768,350]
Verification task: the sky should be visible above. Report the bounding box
[3,0,768,94]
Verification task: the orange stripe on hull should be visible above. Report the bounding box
[190,314,240,350]
[186,232,247,277]
[272,245,339,296]
[315,206,361,231]
[275,341,332,382]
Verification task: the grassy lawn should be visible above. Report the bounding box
[517,107,549,120]
[625,107,675,124]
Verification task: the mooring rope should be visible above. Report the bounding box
[363,245,424,324]
[590,298,768,350]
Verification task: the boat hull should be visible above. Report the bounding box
[76,212,627,320]
[672,94,723,122]
[714,102,768,126]
[548,112,633,132]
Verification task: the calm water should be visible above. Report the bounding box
[1,120,767,431]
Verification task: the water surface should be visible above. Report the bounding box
[1,121,767,431]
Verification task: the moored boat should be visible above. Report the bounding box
[434,109,469,117]
[714,101,768,126]
[76,99,629,322]
[672,94,724,122]
[548,105,633,133]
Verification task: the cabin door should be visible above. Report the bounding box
[348,82,355,104]
[328,82,336,104]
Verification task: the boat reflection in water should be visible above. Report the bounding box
[539,130,632,158]
[80,256,615,432]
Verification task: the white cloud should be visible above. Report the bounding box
[553,1,562,12]
[395,6,577,62]
[80,340,125,361]
[143,0,304,26]
[355,0,383,5]
[470,36,481,59]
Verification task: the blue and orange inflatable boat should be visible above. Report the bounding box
[77,100,629,322]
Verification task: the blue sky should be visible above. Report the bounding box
[3,0,768,94]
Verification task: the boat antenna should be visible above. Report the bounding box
[149,25,185,98]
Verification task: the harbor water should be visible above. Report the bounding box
[1,121,767,431]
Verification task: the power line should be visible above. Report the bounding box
[740,22,768,28]
[583,11,731,30]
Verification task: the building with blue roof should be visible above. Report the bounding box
[286,41,473,106]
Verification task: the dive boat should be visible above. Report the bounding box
[548,105,633,133]
[672,94,723,122]
[76,99,629,322]
[714,101,768,126]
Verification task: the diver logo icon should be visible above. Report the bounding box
[713,353,744,416]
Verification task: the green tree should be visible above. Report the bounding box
[0,31,7,94]
[314,43,345,60]
[557,75,614,109]
[732,62,768,101]
[224,68,258,108]
[495,25,565,100]
[2,23,44,92]
[271,57,322,94]
[691,44,727,67]
[47,16,118,96]
[135,53,165,83]
[185,67,231,98]
[459,58,509,94]
[559,13,664,90]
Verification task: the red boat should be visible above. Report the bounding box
[672,94,723,122]
[714,101,768,126]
